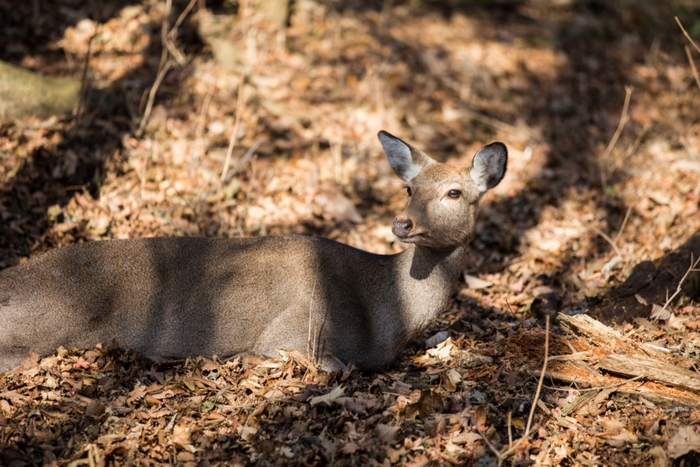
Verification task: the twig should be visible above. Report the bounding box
[580,374,645,393]
[139,0,199,131]
[507,411,513,448]
[685,46,700,92]
[623,122,648,159]
[218,73,247,190]
[525,314,549,436]
[589,226,623,258]
[660,254,700,313]
[600,86,633,189]
[614,205,633,244]
[138,59,173,132]
[195,82,216,139]
[168,0,198,41]
[75,16,100,127]
[223,138,265,183]
[488,315,551,466]
[676,17,700,56]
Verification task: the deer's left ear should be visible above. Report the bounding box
[378,131,436,182]
[470,142,507,193]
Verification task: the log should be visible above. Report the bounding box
[598,354,700,393]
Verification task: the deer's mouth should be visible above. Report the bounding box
[395,231,428,244]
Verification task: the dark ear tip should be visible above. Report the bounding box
[484,142,507,155]
[378,130,394,140]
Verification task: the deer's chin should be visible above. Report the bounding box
[395,234,432,246]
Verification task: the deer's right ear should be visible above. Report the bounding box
[378,131,433,182]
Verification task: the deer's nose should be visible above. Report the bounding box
[393,218,413,237]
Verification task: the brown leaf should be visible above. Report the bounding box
[668,425,700,459]
[85,399,106,418]
[425,415,446,437]
[375,423,400,443]
[404,390,444,421]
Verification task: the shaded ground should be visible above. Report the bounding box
[1,0,700,465]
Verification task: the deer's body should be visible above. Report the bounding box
[0,132,507,372]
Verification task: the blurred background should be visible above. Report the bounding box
[3,1,700,465]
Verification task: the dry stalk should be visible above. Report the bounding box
[139,0,198,132]
[623,122,648,159]
[223,138,266,183]
[507,411,513,447]
[218,73,247,190]
[685,46,700,92]
[660,254,700,314]
[600,86,633,190]
[195,82,216,139]
[676,17,700,55]
[74,18,101,130]
[139,59,173,133]
[589,226,623,258]
[489,315,550,467]
[525,314,549,435]
[614,205,633,244]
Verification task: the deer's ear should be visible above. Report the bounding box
[378,131,434,182]
[470,142,508,193]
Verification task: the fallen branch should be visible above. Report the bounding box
[598,354,700,393]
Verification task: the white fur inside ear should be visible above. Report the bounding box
[379,132,422,182]
[470,164,489,192]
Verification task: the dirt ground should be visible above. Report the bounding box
[1,0,700,465]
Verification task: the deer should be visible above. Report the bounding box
[0,131,507,373]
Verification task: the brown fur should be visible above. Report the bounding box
[0,132,506,372]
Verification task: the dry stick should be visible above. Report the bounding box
[74,19,100,129]
[623,122,649,159]
[685,46,700,92]
[138,0,173,132]
[492,315,551,466]
[138,59,174,133]
[600,86,633,190]
[581,374,645,393]
[660,254,700,313]
[676,17,700,56]
[223,138,265,183]
[168,0,198,42]
[589,226,623,258]
[507,411,513,448]
[195,82,216,139]
[614,205,633,244]
[525,314,549,436]
[163,0,197,66]
[218,74,247,190]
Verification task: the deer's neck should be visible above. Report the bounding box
[389,244,467,337]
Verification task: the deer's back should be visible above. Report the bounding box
[0,236,387,369]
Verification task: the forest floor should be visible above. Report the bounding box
[1,0,700,465]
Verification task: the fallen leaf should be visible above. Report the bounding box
[650,304,672,321]
[465,274,492,289]
[375,423,400,443]
[309,385,345,407]
[668,425,700,459]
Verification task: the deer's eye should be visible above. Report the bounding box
[447,189,462,199]
[405,186,413,197]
